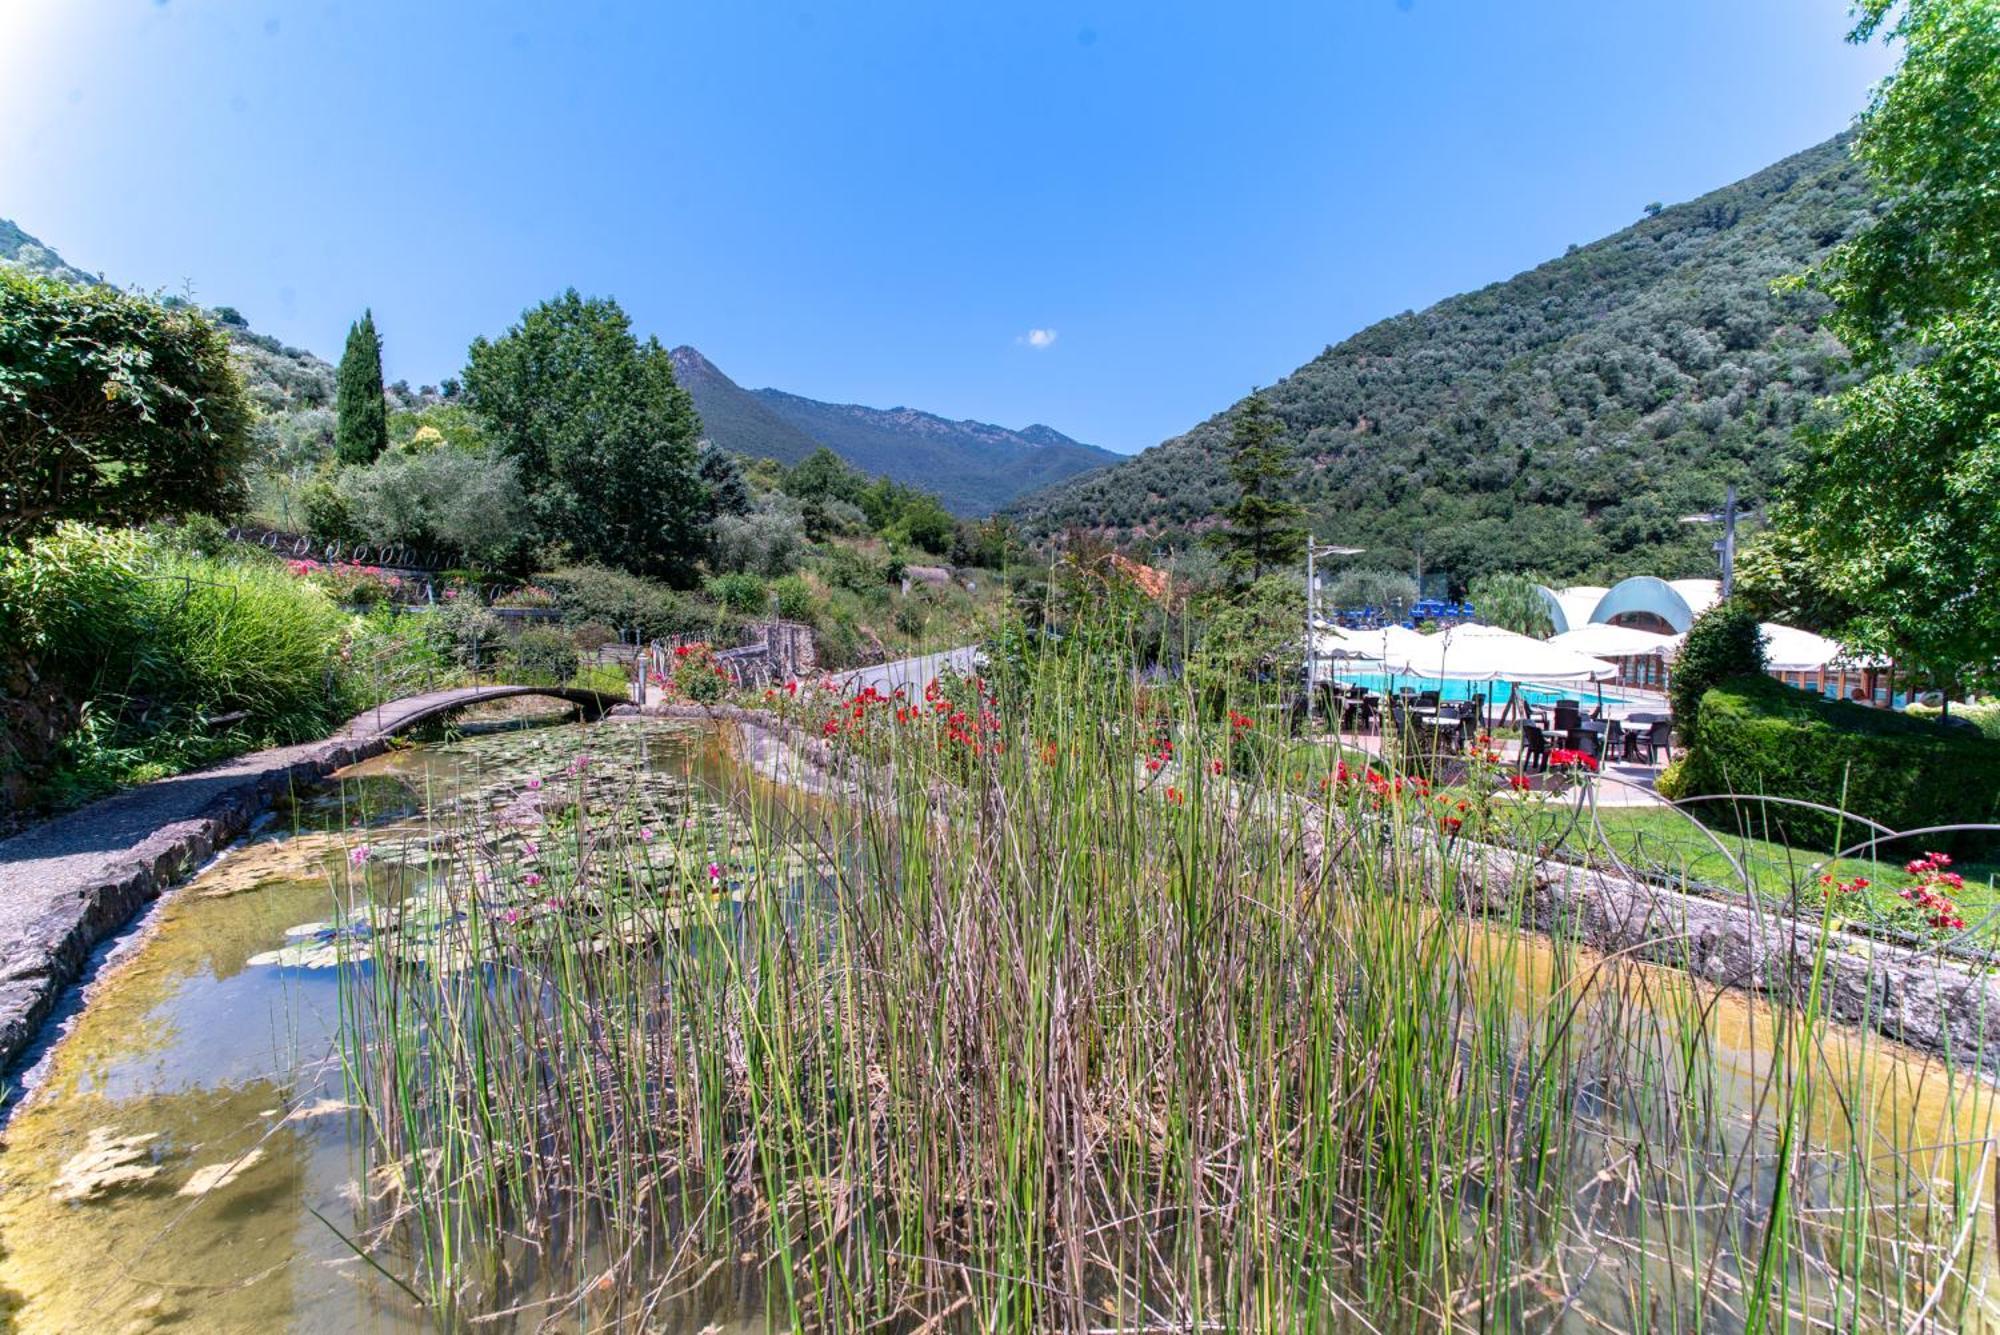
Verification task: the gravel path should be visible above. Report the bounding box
[0,684,618,1078]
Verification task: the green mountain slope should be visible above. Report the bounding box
[669,346,827,467]
[1007,135,1873,588]
[1,218,345,439]
[673,345,1120,516]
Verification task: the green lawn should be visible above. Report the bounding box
[1567,804,2000,946]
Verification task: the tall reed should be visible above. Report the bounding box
[336,595,1998,1331]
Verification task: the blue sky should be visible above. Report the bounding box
[0,2,1893,454]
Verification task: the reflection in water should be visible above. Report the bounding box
[0,720,764,1334]
[0,718,1991,1331]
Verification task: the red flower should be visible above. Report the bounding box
[1166,786,1184,805]
[1507,773,1532,792]
[1210,758,1224,776]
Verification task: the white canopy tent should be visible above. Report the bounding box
[1660,622,1886,673]
[1306,621,1385,680]
[1548,623,1674,659]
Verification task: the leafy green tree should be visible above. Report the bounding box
[1466,571,1554,637]
[334,309,388,464]
[1204,391,1305,581]
[698,442,751,516]
[1781,0,2000,696]
[0,269,251,539]
[1326,567,1418,618]
[463,290,708,585]
[889,493,957,556]
[783,447,868,506]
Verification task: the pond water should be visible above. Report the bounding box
[0,716,1994,1331]
[0,718,773,1334]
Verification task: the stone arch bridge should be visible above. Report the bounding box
[340,684,629,740]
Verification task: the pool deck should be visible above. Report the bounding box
[1310,726,1670,809]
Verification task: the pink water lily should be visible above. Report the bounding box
[526,777,542,791]
[523,872,544,888]
[706,862,722,881]
[349,845,371,866]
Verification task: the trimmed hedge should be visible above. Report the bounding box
[1665,674,2000,853]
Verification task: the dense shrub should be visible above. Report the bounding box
[542,564,717,641]
[706,572,768,616]
[1668,674,2000,853]
[425,600,503,671]
[337,448,529,568]
[817,544,891,597]
[711,504,805,577]
[1668,600,1767,745]
[1,269,252,540]
[0,524,354,805]
[770,574,818,624]
[505,627,580,685]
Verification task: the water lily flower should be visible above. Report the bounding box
[349,846,371,866]
[639,826,655,843]
[526,777,542,791]
[523,872,544,888]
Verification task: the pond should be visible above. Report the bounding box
[0,718,776,1333]
[0,712,1995,1331]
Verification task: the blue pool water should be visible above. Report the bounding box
[1333,674,1634,709]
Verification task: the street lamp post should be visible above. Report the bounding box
[1305,537,1366,729]
[1679,484,1747,598]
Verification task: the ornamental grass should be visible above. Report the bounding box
[338,597,1999,1331]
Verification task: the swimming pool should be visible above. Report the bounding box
[1333,673,1649,709]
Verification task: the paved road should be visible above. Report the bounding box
[832,646,980,697]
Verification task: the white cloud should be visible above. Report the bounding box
[1017,328,1058,349]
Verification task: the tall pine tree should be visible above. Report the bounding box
[335,309,388,465]
[1205,391,1306,582]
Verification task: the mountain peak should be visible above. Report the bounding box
[669,347,1114,515]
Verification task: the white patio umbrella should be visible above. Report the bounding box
[1379,623,1618,684]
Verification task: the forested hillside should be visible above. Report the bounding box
[673,345,1120,516]
[1008,135,1874,589]
[670,346,829,467]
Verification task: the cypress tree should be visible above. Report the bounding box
[334,309,388,464]
[1205,390,1306,582]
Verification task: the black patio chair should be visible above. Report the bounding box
[1520,723,1550,772]
[1553,700,1581,734]
[1637,718,1672,765]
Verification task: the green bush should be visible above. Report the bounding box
[770,574,818,624]
[1668,674,2000,853]
[425,599,503,671]
[1668,599,1766,746]
[1,269,252,540]
[504,627,579,685]
[543,564,716,640]
[706,572,767,616]
[817,544,891,597]
[0,523,355,807]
